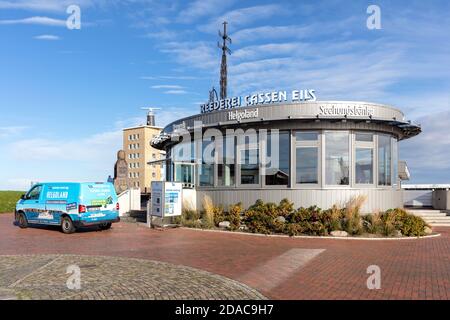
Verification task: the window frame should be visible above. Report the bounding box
[236,134,261,188]
[217,134,236,187]
[323,130,351,188]
[353,132,375,187]
[197,136,215,188]
[377,133,393,187]
[262,130,291,189]
[294,130,321,188]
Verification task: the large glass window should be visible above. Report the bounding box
[175,164,194,184]
[355,132,373,142]
[355,148,373,184]
[172,138,196,184]
[218,134,235,186]
[325,131,349,185]
[296,148,318,184]
[378,135,392,186]
[265,131,290,186]
[296,132,318,141]
[295,132,319,184]
[199,139,214,186]
[239,134,259,185]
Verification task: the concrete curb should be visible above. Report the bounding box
[180,227,441,241]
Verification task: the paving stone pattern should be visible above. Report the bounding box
[0,255,266,300]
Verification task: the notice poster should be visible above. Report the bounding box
[151,181,163,217]
[163,182,182,217]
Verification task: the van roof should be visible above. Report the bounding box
[35,182,110,185]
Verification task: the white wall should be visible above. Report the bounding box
[403,190,433,207]
[118,188,141,216]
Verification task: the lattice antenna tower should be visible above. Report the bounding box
[218,21,231,100]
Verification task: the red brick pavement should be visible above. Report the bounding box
[1,213,449,300]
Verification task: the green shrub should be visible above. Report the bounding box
[227,202,243,231]
[183,209,200,221]
[243,209,274,234]
[285,223,304,236]
[399,214,428,236]
[175,209,201,228]
[362,212,384,234]
[382,208,428,237]
[285,206,327,236]
[243,200,282,234]
[177,196,429,238]
[287,206,319,224]
[277,198,295,217]
[322,205,344,232]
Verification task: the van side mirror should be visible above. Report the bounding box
[20,194,26,200]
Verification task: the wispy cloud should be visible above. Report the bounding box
[164,90,188,95]
[177,0,236,23]
[8,130,121,162]
[198,4,286,33]
[34,34,60,40]
[143,29,179,40]
[161,41,218,71]
[141,75,199,80]
[0,16,66,26]
[230,17,357,44]
[401,110,450,183]
[1,129,122,190]
[0,126,27,139]
[151,85,184,89]
[0,0,97,12]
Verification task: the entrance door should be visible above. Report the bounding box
[174,162,195,185]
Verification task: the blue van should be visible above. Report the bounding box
[15,182,120,234]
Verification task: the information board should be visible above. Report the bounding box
[150,181,182,218]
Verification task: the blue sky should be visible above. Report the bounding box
[0,0,449,190]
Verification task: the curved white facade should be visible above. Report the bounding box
[152,101,421,213]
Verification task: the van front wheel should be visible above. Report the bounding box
[61,216,76,234]
[18,212,28,229]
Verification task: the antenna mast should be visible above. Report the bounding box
[218,21,231,100]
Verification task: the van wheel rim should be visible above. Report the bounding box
[63,221,70,230]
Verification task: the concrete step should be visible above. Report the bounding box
[426,220,450,225]
[430,223,450,227]
[122,210,147,223]
[416,215,450,218]
[408,209,450,227]
[415,216,450,221]
[413,214,449,219]
[410,209,448,213]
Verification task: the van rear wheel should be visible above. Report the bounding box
[18,212,28,229]
[99,222,112,230]
[61,216,76,234]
